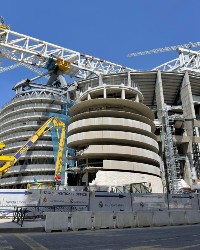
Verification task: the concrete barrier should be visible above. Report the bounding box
[93,211,114,229]
[44,212,69,232]
[136,211,153,227]
[185,210,200,224]
[169,210,187,225]
[153,211,170,227]
[70,211,93,231]
[115,211,136,228]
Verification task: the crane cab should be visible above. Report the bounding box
[0,16,10,32]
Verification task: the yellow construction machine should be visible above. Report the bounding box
[0,117,66,183]
[0,142,5,150]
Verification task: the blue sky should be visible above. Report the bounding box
[0,0,199,107]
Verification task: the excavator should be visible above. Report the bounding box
[0,117,66,183]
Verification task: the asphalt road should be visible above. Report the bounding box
[1,225,200,250]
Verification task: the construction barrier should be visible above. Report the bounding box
[169,210,187,225]
[93,211,114,229]
[115,211,136,228]
[136,211,153,227]
[44,212,69,232]
[42,209,200,232]
[185,210,200,224]
[70,211,93,231]
[153,210,170,226]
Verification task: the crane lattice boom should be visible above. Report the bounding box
[127,42,200,57]
[152,48,200,74]
[0,28,135,79]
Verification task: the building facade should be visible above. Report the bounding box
[0,82,67,188]
[68,71,200,193]
[1,70,200,193]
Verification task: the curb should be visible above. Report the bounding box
[0,227,44,233]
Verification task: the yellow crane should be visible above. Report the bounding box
[0,117,66,183]
[0,142,5,149]
[0,142,15,162]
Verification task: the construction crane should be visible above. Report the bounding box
[0,142,15,162]
[127,42,200,76]
[0,117,66,183]
[0,25,135,84]
[127,42,200,57]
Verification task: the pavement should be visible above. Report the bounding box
[0,218,45,233]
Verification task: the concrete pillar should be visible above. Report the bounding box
[121,89,125,99]
[103,85,107,98]
[180,71,196,183]
[99,74,103,86]
[181,71,196,121]
[76,90,80,101]
[127,71,131,87]
[135,94,139,103]
[87,93,91,100]
[155,71,165,120]
[82,171,89,185]
[155,71,167,188]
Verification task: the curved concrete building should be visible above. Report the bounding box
[68,75,163,192]
[1,70,199,193]
[0,82,67,188]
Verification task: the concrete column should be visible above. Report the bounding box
[103,88,107,98]
[82,171,89,185]
[99,74,104,86]
[155,71,166,188]
[76,90,80,101]
[127,71,131,87]
[181,71,196,121]
[180,71,196,183]
[155,70,165,120]
[121,88,125,99]
[87,93,91,100]
[135,94,139,102]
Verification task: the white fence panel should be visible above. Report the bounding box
[131,193,167,211]
[0,189,36,217]
[168,194,199,210]
[39,190,89,209]
[89,192,132,212]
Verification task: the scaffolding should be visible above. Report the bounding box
[162,104,180,193]
[193,127,200,178]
